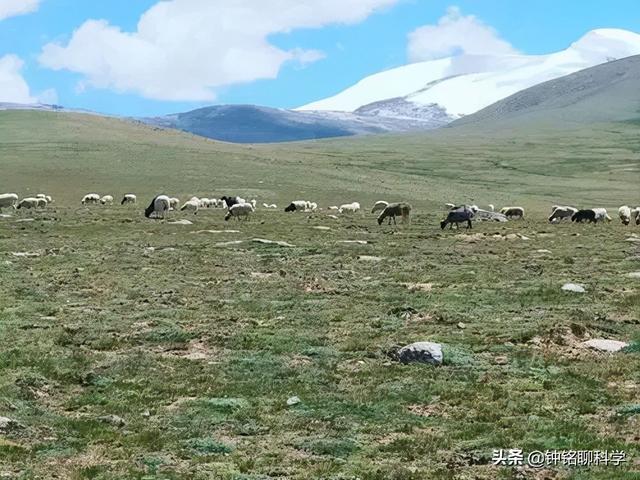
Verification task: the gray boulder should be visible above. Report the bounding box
[396,341,443,365]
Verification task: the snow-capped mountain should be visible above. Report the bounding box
[298,29,640,120]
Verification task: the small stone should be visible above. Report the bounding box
[286,396,301,406]
[358,255,383,262]
[97,414,125,427]
[494,356,508,365]
[312,226,331,231]
[396,341,443,365]
[0,417,17,431]
[457,322,466,329]
[582,339,629,353]
[561,283,586,293]
[537,249,552,254]
[168,219,193,225]
[141,410,151,418]
[626,272,640,279]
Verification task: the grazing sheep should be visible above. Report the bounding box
[100,195,114,205]
[441,206,474,230]
[121,194,137,205]
[81,193,100,205]
[180,199,199,214]
[618,206,631,225]
[0,193,19,211]
[500,206,525,219]
[144,195,171,219]
[168,197,180,210]
[371,200,389,213]
[572,209,596,223]
[285,200,308,212]
[377,202,411,225]
[36,198,48,208]
[339,202,360,214]
[225,203,254,221]
[590,209,612,223]
[17,198,39,210]
[548,206,577,223]
[220,196,242,209]
[198,197,210,208]
[592,208,611,223]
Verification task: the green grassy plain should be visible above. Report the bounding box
[0,111,639,479]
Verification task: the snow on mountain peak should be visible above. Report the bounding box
[298,28,640,119]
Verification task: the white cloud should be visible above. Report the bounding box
[0,54,36,103]
[0,0,39,21]
[36,87,58,104]
[0,1,50,104]
[39,0,399,101]
[408,6,518,62]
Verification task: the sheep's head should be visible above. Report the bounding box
[440,220,447,229]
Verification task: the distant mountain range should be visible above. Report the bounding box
[300,29,640,118]
[3,29,640,143]
[140,101,452,143]
[449,54,640,129]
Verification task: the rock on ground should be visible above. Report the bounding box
[562,283,586,293]
[395,342,443,365]
[582,339,629,353]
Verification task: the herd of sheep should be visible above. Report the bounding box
[0,192,638,228]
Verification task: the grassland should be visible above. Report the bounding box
[0,111,639,479]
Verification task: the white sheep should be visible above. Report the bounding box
[371,200,389,213]
[17,198,39,209]
[144,195,171,219]
[169,197,180,210]
[285,200,308,212]
[121,194,137,205]
[618,206,632,225]
[180,199,199,214]
[592,208,611,223]
[81,193,100,205]
[100,195,114,205]
[0,193,19,211]
[225,203,254,221]
[548,206,577,223]
[338,202,360,214]
[500,206,525,219]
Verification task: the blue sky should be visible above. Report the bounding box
[0,0,638,116]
